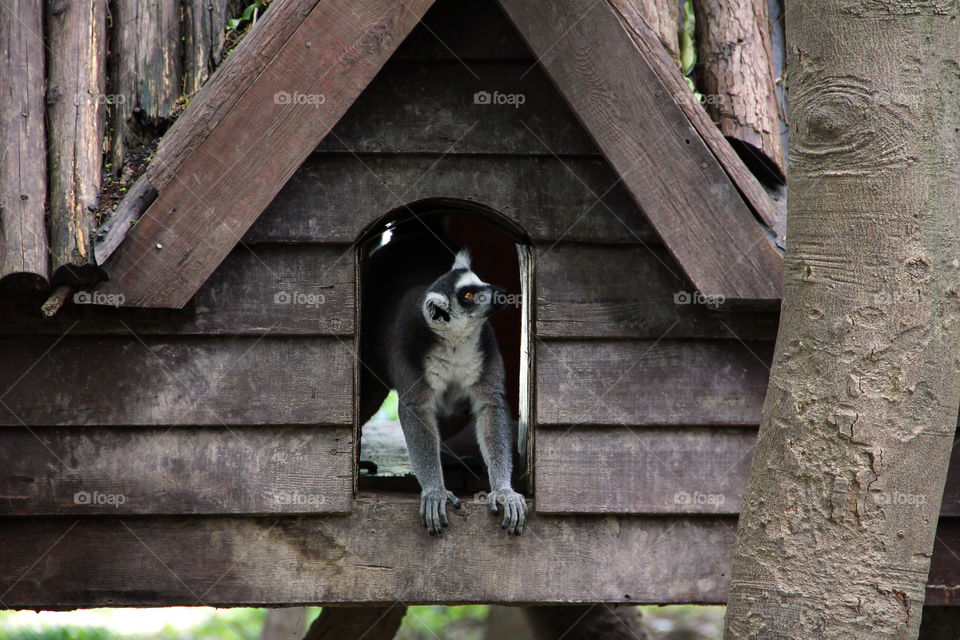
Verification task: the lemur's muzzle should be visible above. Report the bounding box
[480,285,509,315]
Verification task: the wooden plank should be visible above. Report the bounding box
[0,0,49,290]
[535,243,780,340]
[535,426,754,514]
[314,60,597,155]
[536,340,773,425]
[45,0,108,285]
[97,0,435,308]
[0,244,355,335]
[246,154,657,244]
[0,504,737,607]
[0,336,353,426]
[498,0,783,302]
[608,0,781,230]
[394,0,532,61]
[0,426,353,515]
[537,427,960,516]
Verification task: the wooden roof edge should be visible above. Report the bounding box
[606,0,783,239]
[498,0,782,303]
[94,0,436,308]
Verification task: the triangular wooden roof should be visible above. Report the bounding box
[94,0,783,308]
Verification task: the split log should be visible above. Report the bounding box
[45,0,108,284]
[692,0,786,182]
[0,0,49,291]
[108,0,183,170]
[182,0,231,96]
[304,606,407,640]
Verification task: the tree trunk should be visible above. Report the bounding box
[692,0,785,183]
[303,605,406,640]
[523,605,649,639]
[0,0,49,291]
[45,0,108,284]
[724,2,960,639]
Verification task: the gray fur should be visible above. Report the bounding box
[386,250,527,535]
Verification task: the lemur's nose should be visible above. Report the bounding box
[488,285,509,312]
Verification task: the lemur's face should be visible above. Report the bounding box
[422,250,508,336]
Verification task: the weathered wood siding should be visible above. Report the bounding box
[2,0,959,607]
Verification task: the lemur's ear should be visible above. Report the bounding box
[423,292,450,324]
[452,249,471,270]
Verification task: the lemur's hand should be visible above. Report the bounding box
[419,487,461,535]
[489,488,526,535]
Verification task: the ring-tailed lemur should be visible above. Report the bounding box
[386,249,527,535]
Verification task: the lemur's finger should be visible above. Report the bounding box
[440,502,449,528]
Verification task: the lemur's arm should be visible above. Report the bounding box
[475,392,527,535]
[397,398,460,535]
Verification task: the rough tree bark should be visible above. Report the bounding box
[0,0,48,290]
[692,0,785,182]
[45,0,108,284]
[724,2,960,639]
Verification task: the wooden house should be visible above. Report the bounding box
[2,0,960,612]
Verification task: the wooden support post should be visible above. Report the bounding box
[304,606,407,640]
[45,0,108,284]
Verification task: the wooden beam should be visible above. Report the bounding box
[0,502,737,607]
[97,0,435,307]
[0,426,353,515]
[497,0,783,302]
[0,0,49,290]
[3,508,959,607]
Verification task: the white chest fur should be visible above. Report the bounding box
[424,333,484,394]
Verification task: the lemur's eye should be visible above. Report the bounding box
[464,292,474,301]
